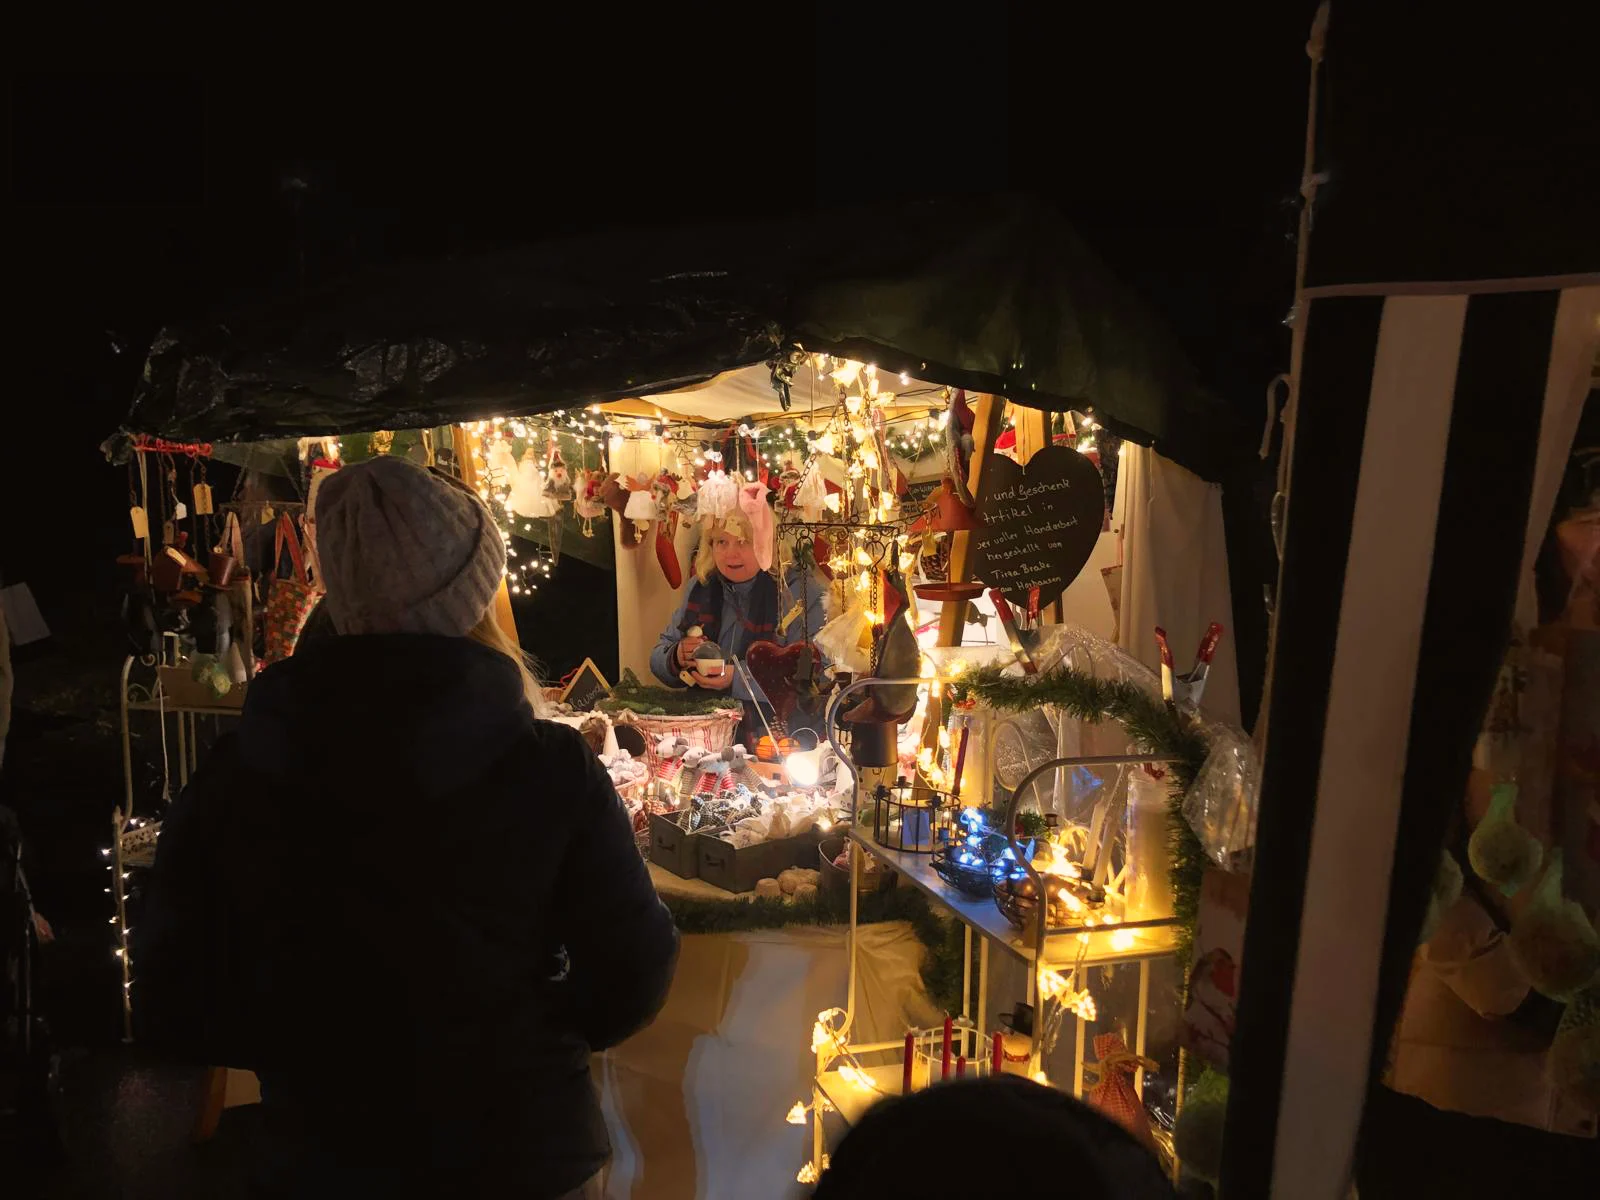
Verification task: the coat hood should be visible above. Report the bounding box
[235,634,531,797]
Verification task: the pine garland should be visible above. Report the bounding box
[596,669,739,717]
[951,665,1212,960]
[665,886,966,1014]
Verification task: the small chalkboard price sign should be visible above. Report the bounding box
[971,445,1105,609]
[560,658,612,711]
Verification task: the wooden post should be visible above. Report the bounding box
[921,396,1007,753]
[936,395,1007,648]
[452,424,520,642]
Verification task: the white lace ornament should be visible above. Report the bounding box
[698,468,739,525]
[794,463,829,522]
[508,450,556,518]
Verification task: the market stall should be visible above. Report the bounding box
[103,195,1256,1192]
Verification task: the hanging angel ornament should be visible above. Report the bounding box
[509,449,558,518]
[486,437,518,481]
[543,444,574,503]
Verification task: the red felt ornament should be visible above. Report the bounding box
[656,524,682,588]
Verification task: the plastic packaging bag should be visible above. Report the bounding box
[1181,724,1260,872]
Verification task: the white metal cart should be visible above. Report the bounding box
[805,677,1181,1179]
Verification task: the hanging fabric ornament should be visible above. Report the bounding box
[544,446,574,502]
[652,470,683,588]
[794,462,829,522]
[737,481,775,571]
[487,438,518,480]
[624,479,657,542]
[1467,782,1544,895]
[840,572,920,724]
[1508,851,1600,1000]
[1084,1033,1159,1149]
[574,469,607,537]
[509,449,552,518]
[814,599,874,675]
[698,455,738,525]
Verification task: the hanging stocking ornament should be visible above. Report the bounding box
[653,471,682,587]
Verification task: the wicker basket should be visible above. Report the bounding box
[817,835,892,901]
[615,709,743,777]
[931,847,997,898]
[994,872,1107,931]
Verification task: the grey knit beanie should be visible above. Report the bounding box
[314,456,506,637]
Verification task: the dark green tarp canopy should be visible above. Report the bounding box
[108,194,1242,480]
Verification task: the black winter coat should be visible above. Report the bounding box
[136,634,678,1196]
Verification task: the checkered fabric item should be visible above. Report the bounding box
[1085,1032,1154,1148]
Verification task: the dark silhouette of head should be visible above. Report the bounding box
[812,1076,1175,1200]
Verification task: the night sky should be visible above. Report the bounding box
[4,9,1315,683]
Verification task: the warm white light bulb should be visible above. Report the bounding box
[786,749,820,787]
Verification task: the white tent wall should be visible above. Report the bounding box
[611,437,700,684]
[1114,445,1242,725]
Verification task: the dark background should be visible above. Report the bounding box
[2,9,1311,692]
[1,9,1317,1189]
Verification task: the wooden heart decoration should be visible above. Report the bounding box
[971,445,1105,609]
[745,640,819,725]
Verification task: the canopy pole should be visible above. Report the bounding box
[452,425,519,643]
[935,394,1005,649]
[920,395,1005,756]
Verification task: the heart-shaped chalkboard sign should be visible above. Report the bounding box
[971,445,1105,608]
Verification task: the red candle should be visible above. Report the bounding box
[950,722,970,798]
[956,1055,966,1078]
[990,1032,1003,1076]
[941,1017,953,1079]
[903,1032,915,1095]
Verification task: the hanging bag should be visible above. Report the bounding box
[261,514,318,666]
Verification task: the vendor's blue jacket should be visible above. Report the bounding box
[136,633,678,1197]
[649,568,829,732]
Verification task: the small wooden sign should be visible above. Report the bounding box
[560,658,612,711]
[971,445,1105,608]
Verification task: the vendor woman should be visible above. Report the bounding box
[650,512,829,742]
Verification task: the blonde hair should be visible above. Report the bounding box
[466,610,550,716]
[693,513,756,584]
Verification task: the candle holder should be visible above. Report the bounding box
[870,778,957,854]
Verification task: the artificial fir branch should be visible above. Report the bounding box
[952,665,1214,961]
[596,669,741,717]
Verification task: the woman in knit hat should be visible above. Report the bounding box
[138,456,678,1199]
